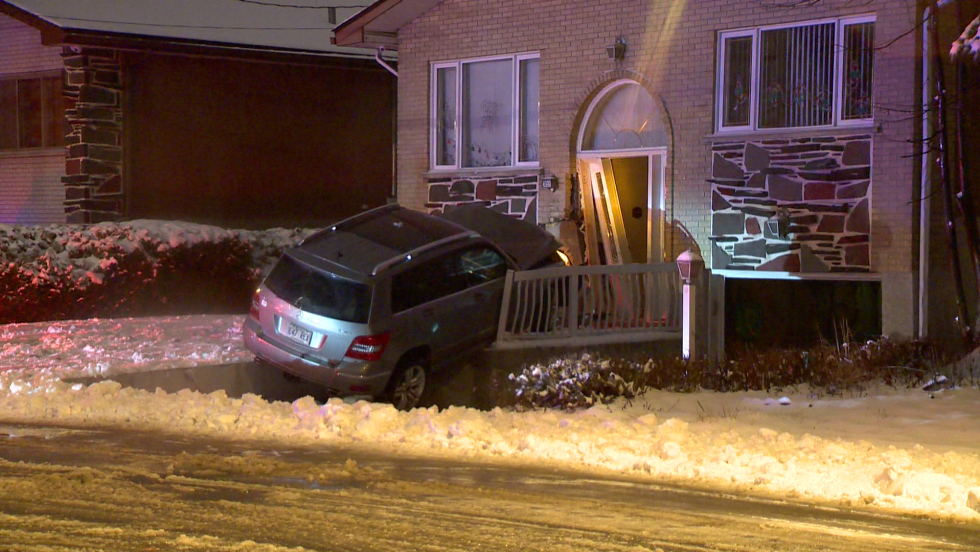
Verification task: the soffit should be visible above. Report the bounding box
[332,0,441,50]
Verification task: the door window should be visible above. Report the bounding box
[392,247,507,313]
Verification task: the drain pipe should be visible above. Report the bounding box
[919,6,933,339]
[374,46,398,201]
[375,46,398,77]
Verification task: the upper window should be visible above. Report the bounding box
[0,72,68,151]
[716,16,874,133]
[432,53,539,169]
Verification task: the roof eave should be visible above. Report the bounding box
[333,0,396,48]
[60,30,378,65]
[333,0,439,50]
[0,0,64,41]
[1,0,374,62]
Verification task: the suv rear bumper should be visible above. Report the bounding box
[242,318,391,397]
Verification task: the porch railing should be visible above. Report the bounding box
[494,263,682,349]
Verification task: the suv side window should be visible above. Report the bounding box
[391,253,464,313]
[458,247,508,285]
[391,246,507,313]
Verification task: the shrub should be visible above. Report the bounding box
[0,221,311,324]
[507,355,650,410]
[507,337,948,411]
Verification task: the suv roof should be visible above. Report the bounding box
[297,205,479,277]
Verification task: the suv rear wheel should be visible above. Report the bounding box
[385,358,427,411]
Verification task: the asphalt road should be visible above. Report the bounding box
[0,422,977,552]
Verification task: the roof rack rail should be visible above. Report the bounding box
[371,231,480,276]
[328,203,400,232]
[300,203,401,245]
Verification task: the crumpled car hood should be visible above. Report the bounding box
[437,205,562,271]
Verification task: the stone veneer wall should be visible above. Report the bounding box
[62,48,124,223]
[709,135,872,273]
[425,174,540,223]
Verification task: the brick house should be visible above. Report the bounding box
[335,0,940,351]
[0,0,395,229]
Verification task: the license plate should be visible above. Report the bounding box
[284,322,313,346]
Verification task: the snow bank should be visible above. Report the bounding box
[0,315,978,523]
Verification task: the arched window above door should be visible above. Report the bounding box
[580,80,667,152]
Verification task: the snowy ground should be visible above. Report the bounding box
[0,314,978,523]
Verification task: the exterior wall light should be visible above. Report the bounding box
[607,37,626,61]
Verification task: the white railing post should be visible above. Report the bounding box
[497,269,516,340]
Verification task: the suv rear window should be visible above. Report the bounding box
[264,255,372,323]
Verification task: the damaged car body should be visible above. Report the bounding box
[242,204,563,410]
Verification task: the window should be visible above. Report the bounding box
[265,255,373,324]
[432,53,539,169]
[716,16,874,132]
[0,73,68,151]
[391,253,462,313]
[458,247,507,285]
[391,247,507,313]
[579,80,668,151]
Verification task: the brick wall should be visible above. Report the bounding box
[62,48,124,223]
[0,14,62,74]
[0,14,66,224]
[0,151,66,224]
[397,0,917,276]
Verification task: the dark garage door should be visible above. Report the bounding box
[125,53,393,229]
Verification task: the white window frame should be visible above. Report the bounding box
[715,15,875,134]
[430,52,540,171]
[835,14,877,127]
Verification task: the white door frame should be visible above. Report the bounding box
[577,149,666,264]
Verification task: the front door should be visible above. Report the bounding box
[578,154,664,266]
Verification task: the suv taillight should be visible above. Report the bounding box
[249,289,261,321]
[345,333,391,361]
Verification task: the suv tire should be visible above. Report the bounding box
[386,358,427,411]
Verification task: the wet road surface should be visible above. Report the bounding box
[0,422,977,551]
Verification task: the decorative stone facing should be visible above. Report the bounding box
[61,47,124,224]
[709,135,872,273]
[425,174,540,224]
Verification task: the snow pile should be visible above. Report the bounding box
[0,315,251,385]
[952,13,980,63]
[0,315,978,522]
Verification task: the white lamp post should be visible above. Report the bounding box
[675,249,703,360]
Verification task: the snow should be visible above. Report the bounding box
[951,12,980,63]
[1,218,978,524]
[1,314,978,523]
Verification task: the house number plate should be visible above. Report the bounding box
[284,322,313,346]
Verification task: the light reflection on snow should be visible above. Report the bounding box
[0,314,976,522]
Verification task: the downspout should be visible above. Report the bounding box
[375,46,398,77]
[661,99,675,262]
[375,46,398,201]
[919,6,932,338]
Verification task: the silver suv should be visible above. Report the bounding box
[242,204,562,410]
